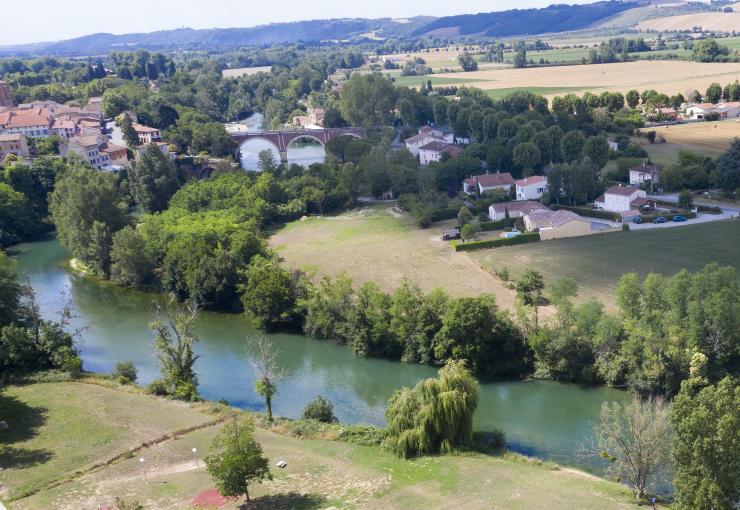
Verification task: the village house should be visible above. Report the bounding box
[488,200,548,221]
[1,108,52,138]
[515,175,548,201]
[523,209,594,240]
[133,123,162,144]
[418,141,463,165]
[404,125,454,156]
[100,142,130,166]
[629,164,661,186]
[716,102,740,118]
[595,185,649,214]
[50,119,76,140]
[685,103,718,120]
[464,172,515,195]
[61,135,127,169]
[0,133,29,159]
[292,107,325,128]
[654,107,678,121]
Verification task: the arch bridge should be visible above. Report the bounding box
[232,127,365,162]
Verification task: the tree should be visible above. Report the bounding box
[625,90,640,108]
[118,113,139,148]
[677,189,694,211]
[0,183,34,246]
[205,417,271,503]
[110,226,156,288]
[49,165,129,277]
[113,361,138,384]
[712,138,740,192]
[239,255,297,331]
[248,335,285,421]
[384,361,479,458]
[460,223,478,242]
[128,144,181,213]
[150,300,200,401]
[671,374,738,510]
[101,89,128,118]
[340,74,396,127]
[705,82,723,104]
[692,39,730,62]
[516,269,544,306]
[589,395,670,500]
[513,49,527,68]
[513,142,541,176]
[458,52,479,72]
[0,251,21,327]
[302,395,337,423]
[549,277,578,305]
[560,130,586,163]
[582,136,610,169]
[457,206,473,226]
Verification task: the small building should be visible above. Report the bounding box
[0,133,29,158]
[292,107,325,128]
[489,200,548,221]
[418,141,463,165]
[595,185,648,213]
[404,126,453,156]
[132,123,161,144]
[629,164,661,186]
[50,119,76,140]
[685,103,718,120]
[464,172,515,195]
[524,209,593,240]
[100,142,129,166]
[515,175,548,201]
[654,107,678,121]
[60,135,110,168]
[2,109,52,138]
[716,101,740,118]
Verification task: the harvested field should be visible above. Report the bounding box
[645,120,740,157]
[268,205,517,307]
[637,12,740,32]
[432,60,740,100]
[221,65,272,78]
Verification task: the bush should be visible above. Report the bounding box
[479,219,506,231]
[496,266,511,281]
[147,379,169,396]
[113,361,138,385]
[622,223,630,231]
[301,395,337,423]
[337,425,387,446]
[451,232,540,252]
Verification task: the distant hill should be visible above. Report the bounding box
[637,11,740,32]
[412,1,639,37]
[0,17,433,57]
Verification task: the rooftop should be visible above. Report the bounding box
[477,172,515,188]
[490,200,547,214]
[0,133,23,142]
[605,185,641,196]
[515,175,547,187]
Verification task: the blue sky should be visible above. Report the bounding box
[1,0,595,46]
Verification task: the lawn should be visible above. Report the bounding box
[268,205,518,307]
[392,74,486,88]
[470,220,740,306]
[5,382,655,510]
[0,381,217,501]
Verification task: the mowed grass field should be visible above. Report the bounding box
[3,382,657,510]
[633,120,740,166]
[431,60,740,101]
[269,205,517,307]
[470,221,740,307]
[221,65,272,78]
[391,74,486,88]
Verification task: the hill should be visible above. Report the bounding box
[637,11,740,32]
[412,1,639,37]
[1,381,654,509]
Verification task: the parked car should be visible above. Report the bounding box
[672,215,687,222]
[632,216,643,224]
[653,217,667,223]
[441,228,460,240]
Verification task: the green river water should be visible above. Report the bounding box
[10,236,632,476]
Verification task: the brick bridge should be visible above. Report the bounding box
[231,127,365,162]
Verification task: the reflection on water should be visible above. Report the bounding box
[12,236,640,480]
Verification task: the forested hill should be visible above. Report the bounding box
[413,1,639,37]
[0,17,433,57]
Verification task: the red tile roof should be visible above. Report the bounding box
[515,175,547,187]
[605,185,641,196]
[477,172,514,187]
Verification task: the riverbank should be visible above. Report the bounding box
[0,380,659,510]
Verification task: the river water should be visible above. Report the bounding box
[231,113,326,170]
[10,236,631,475]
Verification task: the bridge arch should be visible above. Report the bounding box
[238,137,281,171]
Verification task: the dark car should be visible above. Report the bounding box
[632,216,643,224]
[672,215,687,222]
[653,217,667,224]
[441,228,461,240]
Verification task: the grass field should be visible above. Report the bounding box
[391,75,486,88]
[431,60,740,101]
[2,382,657,510]
[221,66,272,78]
[486,86,590,99]
[268,205,518,307]
[470,221,740,306]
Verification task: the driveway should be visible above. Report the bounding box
[628,210,738,230]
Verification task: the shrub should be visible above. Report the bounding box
[113,361,138,385]
[147,379,169,396]
[622,223,630,231]
[301,395,337,423]
[496,266,511,281]
[337,425,387,446]
[479,219,506,231]
[451,232,540,252]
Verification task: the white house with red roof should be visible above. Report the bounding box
[515,175,548,201]
[404,126,454,156]
[419,141,463,165]
[464,172,515,195]
[595,185,648,214]
[629,164,661,186]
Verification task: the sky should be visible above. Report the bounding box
[0,0,595,46]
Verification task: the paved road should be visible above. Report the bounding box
[649,193,740,215]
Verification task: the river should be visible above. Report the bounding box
[230,113,326,170]
[10,236,631,476]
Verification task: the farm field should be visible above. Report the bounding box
[470,221,740,307]
[221,65,272,78]
[3,382,656,510]
[268,205,517,307]
[391,74,486,88]
[633,120,740,166]
[486,86,589,99]
[637,12,740,32]
[431,60,740,100]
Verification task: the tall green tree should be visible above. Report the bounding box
[205,417,271,503]
[128,144,182,213]
[119,113,139,148]
[150,301,200,401]
[240,255,298,331]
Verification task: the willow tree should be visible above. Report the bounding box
[384,360,479,458]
